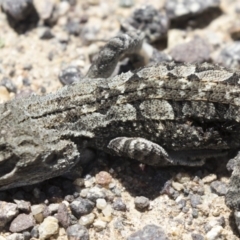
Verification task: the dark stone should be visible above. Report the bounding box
[69,214,78,225]
[58,66,82,85]
[66,224,89,240]
[65,21,81,36]
[22,231,31,240]
[190,194,202,208]
[70,197,95,218]
[112,198,127,211]
[165,0,221,28]
[47,185,63,203]
[30,225,39,238]
[124,5,169,42]
[2,0,34,20]
[191,233,204,240]
[210,181,228,196]
[39,27,54,40]
[127,224,168,240]
[1,0,39,33]
[192,208,198,218]
[22,78,31,86]
[1,77,17,93]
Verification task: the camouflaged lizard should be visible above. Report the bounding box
[1,31,240,210]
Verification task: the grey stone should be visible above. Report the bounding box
[1,77,17,93]
[58,66,82,86]
[165,0,220,19]
[14,200,31,213]
[192,208,198,218]
[30,225,39,238]
[2,0,34,21]
[216,42,240,69]
[9,213,36,233]
[22,231,31,240]
[70,198,94,218]
[57,203,70,228]
[86,187,106,202]
[191,233,204,240]
[190,194,202,208]
[65,21,82,36]
[66,224,89,240]
[112,198,127,211]
[210,181,228,196]
[127,224,168,240]
[38,27,54,40]
[124,5,169,42]
[170,37,211,63]
[48,203,60,215]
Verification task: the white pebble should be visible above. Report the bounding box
[102,205,113,218]
[96,199,107,210]
[93,219,107,231]
[79,213,95,226]
[206,226,223,240]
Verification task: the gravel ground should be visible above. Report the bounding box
[0,0,240,239]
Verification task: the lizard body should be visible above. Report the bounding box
[0,32,240,210]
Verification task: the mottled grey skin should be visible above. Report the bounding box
[1,32,240,212]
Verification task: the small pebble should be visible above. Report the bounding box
[66,224,89,240]
[96,198,107,210]
[0,86,10,103]
[210,181,228,196]
[93,219,107,231]
[70,197,95,218]
[102,204,113,218]
[79,213,95,226]
[95,171,112,186]
[172,181,184,191]
[134,196,150,210]
[202,174,217,184]
[58,66,82,85]
[127,224,168,240]
[112,198,127,211]
[206,226,223,240]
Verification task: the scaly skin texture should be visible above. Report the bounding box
[1,61,240,191]
[1,32,240,212]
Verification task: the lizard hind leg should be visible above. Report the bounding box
[107,137,173,166]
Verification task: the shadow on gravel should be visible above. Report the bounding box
[170,8,223,29]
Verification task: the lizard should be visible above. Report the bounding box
[0,31,240,210]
